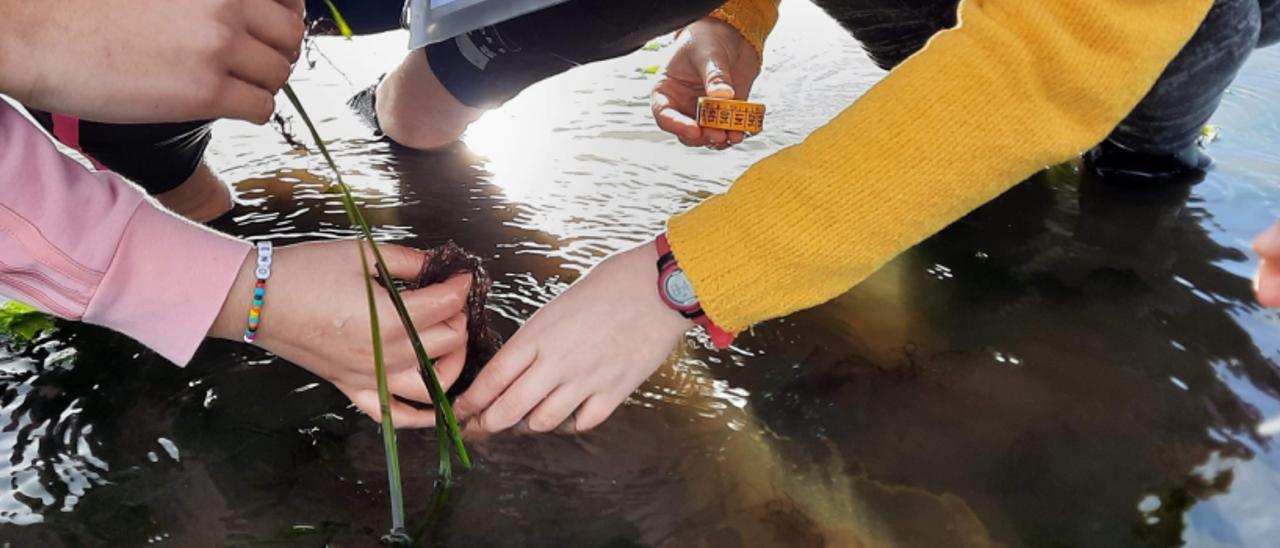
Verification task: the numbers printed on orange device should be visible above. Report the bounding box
[697,97,766,134]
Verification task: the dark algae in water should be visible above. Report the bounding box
[404,241,501,401]
[281,83,472,542]
[4,7,1280,545]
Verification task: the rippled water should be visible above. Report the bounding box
[4,3,1280,545]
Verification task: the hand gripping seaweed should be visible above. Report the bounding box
[403,241,501,400]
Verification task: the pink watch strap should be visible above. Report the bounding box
[655,233,735,349]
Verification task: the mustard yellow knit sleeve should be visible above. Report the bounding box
[667,0,1213,334]
[708,0,781,58]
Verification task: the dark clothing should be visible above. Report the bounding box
[422,0,725,108]
[22,110,211,195]
[310,0,725,108]
[19,0,411,196]
[815,0,1278,154]
[28,0,1280,194]
[304,0,406,35]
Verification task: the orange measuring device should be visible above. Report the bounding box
[697,97,766,134]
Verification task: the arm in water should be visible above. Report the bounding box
[0,104,470,426]
[451,0,1216,433]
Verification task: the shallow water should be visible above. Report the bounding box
[5,2,1280,545]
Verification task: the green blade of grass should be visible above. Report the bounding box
[414,472,455,545]
[322,0,355,38]
[280,85,470,470]
[345,203,472,470]
[290,2,464,538]
[438,423,453,484]
[356,235,407,534]
[279,83,410,534]
[340,158,472,470]
[335,182,471,470]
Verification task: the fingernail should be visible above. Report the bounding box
[707,82,734,94]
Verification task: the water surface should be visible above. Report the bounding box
[4,3,1280,545]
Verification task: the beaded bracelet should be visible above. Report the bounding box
[243,241,273,343]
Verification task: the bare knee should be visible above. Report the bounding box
[154,164,232,223]
[376,50,485,151]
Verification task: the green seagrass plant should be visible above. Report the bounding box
[281,2,470,540]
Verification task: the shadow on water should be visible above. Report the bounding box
[733,163,1280,546]
[4,5,1280,545]
[6,142,1280,547]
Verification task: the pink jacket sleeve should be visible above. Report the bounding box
[0,103,249,364]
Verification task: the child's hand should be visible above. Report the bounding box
[209,240,471,427]
[0,0,305,124]
[1254,221,1280,307]
[651,17,762,149]
[451,242,695,434]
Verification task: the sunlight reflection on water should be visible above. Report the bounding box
[4,2,1280,545]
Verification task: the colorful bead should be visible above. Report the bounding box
[244,241,272,345]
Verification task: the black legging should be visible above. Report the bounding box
[418,0,1277,153]
[32,0,1277,196]
[813,0,1280,154]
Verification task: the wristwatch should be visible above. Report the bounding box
[655,233,735,349]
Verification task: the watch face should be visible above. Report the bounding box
[662,268,699,308]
